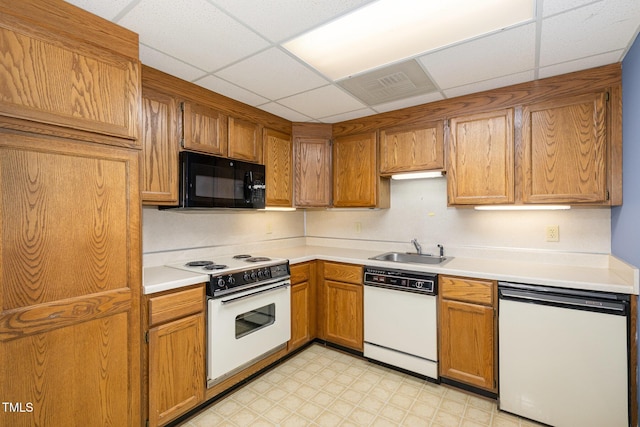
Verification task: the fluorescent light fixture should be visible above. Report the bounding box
[391,171,443,180]
[283,0,535,80]
[474,205,571,211]
[261,207,297,211]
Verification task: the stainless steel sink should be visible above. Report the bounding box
[369,252,451,265]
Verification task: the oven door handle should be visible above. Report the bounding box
[220,282,290,305]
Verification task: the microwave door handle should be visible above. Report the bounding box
[244,171,253,202]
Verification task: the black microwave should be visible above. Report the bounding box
[173,151,266,209]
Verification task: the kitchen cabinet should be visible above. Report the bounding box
[439,275,496,392]
[141,86,180,205]
[146,285,205,427]
[293,123,333,207]
[0,3,141,426]
[522,91,610,204]
[264,128,293,207]
[181,101,228,156]
[318,261,364,352]
[228,116,263,163]
[379,121,445,175]
[333,131,390,208]
[447,109,515,206]
[288,262,316,351]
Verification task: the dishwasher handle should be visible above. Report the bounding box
[499,284,628,316]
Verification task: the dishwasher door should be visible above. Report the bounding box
[498,282,629,427]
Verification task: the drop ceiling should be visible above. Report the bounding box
[66,0,640,123]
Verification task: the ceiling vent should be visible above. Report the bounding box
[338,59,437,106]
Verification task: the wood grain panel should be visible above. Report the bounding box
[447,109,514,205]
[148,287,204,327]
[440,276,494,307]
[141,88,179,204]
[323,262,362,285]
[290,263,311,285]
[182,102,227,156]
[264,128,293,207]
[289,281,312,351]
[379,122,444,174]
[522,92,608,203]
[228,117,262,163]
[324,280,363,351]
[333,132,378,207]
[294,137,332,207]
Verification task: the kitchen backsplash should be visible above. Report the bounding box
[143,178,611,263]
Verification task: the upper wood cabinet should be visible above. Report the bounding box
[522,92,609,204]
[333,132,390,208]
[447,109,515,206]
[294,137,332,207]
[181,101,228,156]
[264,129,293,207]
[141,87,179,205]
[379,121,444,175]
[229,117,263,163]
[0,2,139,144]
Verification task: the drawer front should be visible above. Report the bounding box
[323,262,362,285]
[290,263,311,285]
[148,285,205,326]
[440,276,494,306]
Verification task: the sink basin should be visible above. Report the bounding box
[369,252,451,265]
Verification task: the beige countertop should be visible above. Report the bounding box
[143,244,638,295]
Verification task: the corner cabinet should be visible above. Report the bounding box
[439,275,496,393]
[146,285,205,427]
[447,109,515,206]
[318,261,364,352]
[522,92,611,204]
[264,128,293,207]
[333,132,390,208]
[288,262,316,351]
[294,137,332,207]
[379,121,445,175]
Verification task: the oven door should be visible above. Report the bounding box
[207,280,290,386]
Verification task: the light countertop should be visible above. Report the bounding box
[143,244,638,295]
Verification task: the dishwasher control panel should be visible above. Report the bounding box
[363,266,437,295]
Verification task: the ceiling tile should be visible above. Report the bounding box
[64,0,133,20]
[195,75,269,106]
[319,108,378,124]
[538,50,625,78]
[208,0,377,42]
[542,0,599,17]
[418,23,536,90]
[140,44,208,82]
[278,86,366,120]
[540,0,640,67]
[256,102,313,122]
[443,71,534,98]
[372,92,445,114]
[118,0,269,71]
[215,48,328,100]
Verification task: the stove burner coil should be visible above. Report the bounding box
[203,264,228,271]
[245,256,271,263]
[185,260,214,267]
[232,254,252,259]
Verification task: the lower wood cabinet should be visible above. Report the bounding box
[439,275,497,392]
[146,285,205,427]
[318,261,364,351]
[289,262,316,351]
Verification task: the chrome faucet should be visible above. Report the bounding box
[437,244,444,257]
[411,238,422,254]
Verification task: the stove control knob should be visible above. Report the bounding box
[264,268,271,278]
[243,272,250,282]
[227,275,235,285]
[217,278,226,289]
[250,271,257,280]
[257,270,264,279]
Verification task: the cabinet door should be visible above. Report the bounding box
[182,102,228,156]
[0,134,141,426]
[148,313,205,427]
[379,122,444,175]
[522,92,608,204]
[264,129,293,207]
[294,137,332,207]
[323,280,363,351]
[333,132,383,207]
[141,88,179,205]
[447,109,514,205]
[439,299,495,391]
[229,117,263,163]
[289,281,312,351]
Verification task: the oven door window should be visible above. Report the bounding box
[235,303,275,338]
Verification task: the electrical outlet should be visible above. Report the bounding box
[546,225,559,242]
[355,222,362,234]
[266,223,273,234]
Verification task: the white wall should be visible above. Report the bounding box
[306,178,611,255]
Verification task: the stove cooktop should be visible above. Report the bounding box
[167,254,286,276]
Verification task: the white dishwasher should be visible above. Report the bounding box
[498,281,630,427]
[363,266,438,379]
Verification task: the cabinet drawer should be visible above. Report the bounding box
[440,276,494,306]
[290,263,311,285]
[323,262,362,285]
[148,285,205,326]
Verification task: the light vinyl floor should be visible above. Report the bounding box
[179,344,542,427]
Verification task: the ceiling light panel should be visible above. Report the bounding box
[283,0,535,80]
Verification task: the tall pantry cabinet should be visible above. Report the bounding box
[0,1,142,426]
